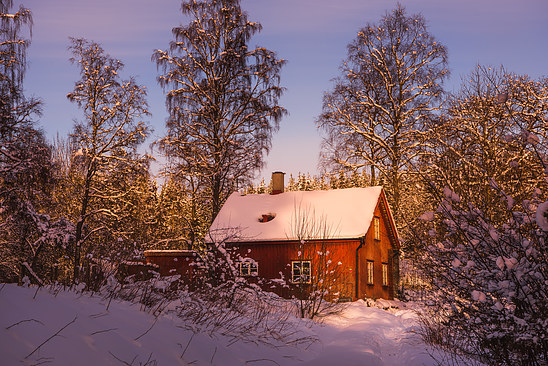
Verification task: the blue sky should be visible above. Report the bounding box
[15,0,548,184]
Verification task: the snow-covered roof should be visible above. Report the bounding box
[208,186,384,243]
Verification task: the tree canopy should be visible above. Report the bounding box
[318,4,449,224]
[153,0,286,225]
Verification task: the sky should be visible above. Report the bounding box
[12,0,548,184]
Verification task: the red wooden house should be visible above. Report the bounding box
[208,175,400,300]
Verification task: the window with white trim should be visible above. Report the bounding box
[382,263,389,286]
[239,259,258,277]
[292,260,311,284]
[367,260,374,285]
[373,216,380,241]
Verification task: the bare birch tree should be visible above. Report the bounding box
[66,38,150,282]
[318,5,448,224]
[422,66,548,220]
[0,1,75,284]
[406,67,548,364]
[153,0,286,225]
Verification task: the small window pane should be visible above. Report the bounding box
[239,263,248,276]
[239,260,258,277]
[292,261,311,283]
[382,263,388,286]
[250,262,258,276]
[367,260,374,285]
[374,217,380,241]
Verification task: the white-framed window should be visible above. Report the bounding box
[239,259,258,277]
[373,216,380,241]
[382,263,389,287]
[292,260,311,284]
[367,260,374,285]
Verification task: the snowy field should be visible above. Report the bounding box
[1,283,446,366]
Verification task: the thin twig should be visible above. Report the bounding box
[134,318,157,341]
[6,318,44,330]
[142,352,156,366]
[25,316,77,359]
[210,346,217,364]
[179,332,195,360]
[245,359,281,365]
[33,285,40,299]
[108,351,137,365]
[90,328,118,336]
[28,356,54,365]
[226,337,240,347]
[106,290,116,310]
[89,312,109,319]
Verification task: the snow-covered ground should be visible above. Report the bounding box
[1,283,444,365]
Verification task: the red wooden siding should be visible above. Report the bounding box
[144,250,197,281]
[228,239,361,300]
[356,198,397,300]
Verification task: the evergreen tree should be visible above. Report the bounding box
[286,173,297,191]
[154,175,208,249]
[256,178,267,194]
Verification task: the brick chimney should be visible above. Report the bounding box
[270,171,285,195]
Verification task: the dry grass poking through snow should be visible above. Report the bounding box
[1,283,469,365]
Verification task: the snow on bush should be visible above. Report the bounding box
[416,184,548,365]
[536,201,548,231]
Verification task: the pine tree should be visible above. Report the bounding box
[154,175,208,249]
[256,178,267,194]
[286,173,297,191]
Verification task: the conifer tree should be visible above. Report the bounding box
[154,175,208,249]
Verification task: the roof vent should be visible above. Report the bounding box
[271,171,285,195]
[259,213,276,223]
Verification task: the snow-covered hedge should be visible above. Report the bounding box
[416,185,547,365]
